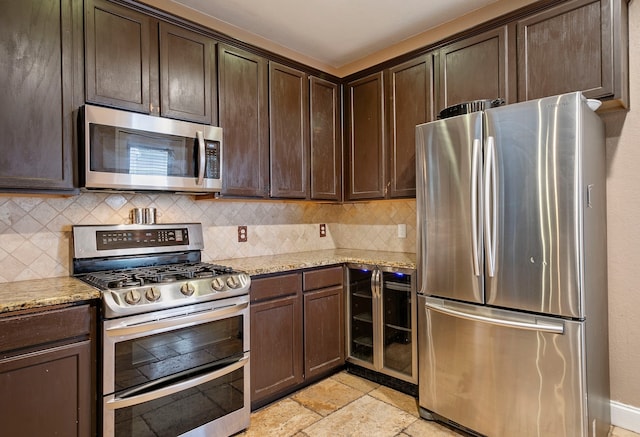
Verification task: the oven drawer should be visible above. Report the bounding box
[104,354,249,437]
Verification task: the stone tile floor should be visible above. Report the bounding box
[237,371,639,437]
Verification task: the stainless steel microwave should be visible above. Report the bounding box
[80,104,223,193]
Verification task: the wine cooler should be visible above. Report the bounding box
[346,264,417,384]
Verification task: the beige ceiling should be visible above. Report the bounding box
[145,0,539,76]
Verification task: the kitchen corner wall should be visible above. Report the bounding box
[0,193,416,283]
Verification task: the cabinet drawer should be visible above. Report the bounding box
[251,273,302,302]
[303,266,343,291]
[0,305,92,354]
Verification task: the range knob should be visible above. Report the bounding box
[226,276,240,289]
[124,289,141,305]
[145,287,161,302]
[180,283,195,296]
[211,277,225,291]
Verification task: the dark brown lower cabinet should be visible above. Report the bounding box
[250,267,344,409]
[0,304,95,437]
[250,273,303,409]
[303,278,344,380]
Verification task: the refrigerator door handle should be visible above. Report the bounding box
[471,138,481,277]
[484,136,497,277]
[425,301,565,334]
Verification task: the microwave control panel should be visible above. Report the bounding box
[205,141,220,179]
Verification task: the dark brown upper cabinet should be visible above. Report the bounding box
[218,44,269,198]
[517,0,628,109]
[346,72,386,200]
[437,25,516,113]
[85,0,152,114]
[269,63,310,199]
[386,55,434,198]
[85,0,217,124]
[159,22,216,124]
[310,77,342,201]
[0,0,82,191]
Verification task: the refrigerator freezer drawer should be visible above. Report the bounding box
[418,295,589,437]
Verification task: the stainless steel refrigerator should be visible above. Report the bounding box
[416,92,610,437]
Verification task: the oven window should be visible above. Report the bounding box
[114,315,244,394]
[114,366,244,437]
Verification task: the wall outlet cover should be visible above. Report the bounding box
[238,226,247,242]
[319,223,326,237]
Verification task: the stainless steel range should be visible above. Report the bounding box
[72,223,251,437]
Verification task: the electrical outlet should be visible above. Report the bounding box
[397,223,407,239]
[319,223,326,237]
[238,226,247,242]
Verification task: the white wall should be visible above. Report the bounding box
[601,0,640,423]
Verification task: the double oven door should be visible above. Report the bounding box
[102,295,250,437]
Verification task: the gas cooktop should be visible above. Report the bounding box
[71,223,250,318]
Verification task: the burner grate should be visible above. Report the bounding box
[81,262,236,290]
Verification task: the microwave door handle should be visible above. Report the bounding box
[196,131,205,185]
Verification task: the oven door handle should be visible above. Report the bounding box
[105,352,249,410]
[105,301,249,337]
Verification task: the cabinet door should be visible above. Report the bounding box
[0,341,92,437]
[310,77,342,201]
[346,72,386,200]
[159,22,216,124]
[304,285,345,379]
[437,26,514,113]
[218,44,269,197]
[250,294,303,408]
[0,0,79,191]
[386,55,434,198]
[517,0,621,103]
[269,62,309,198]
[85,0,152,113]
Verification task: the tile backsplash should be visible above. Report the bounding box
[0,193,416,282]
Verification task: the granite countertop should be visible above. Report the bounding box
[0,277,100,315]
[216,249,416,276]
[0,249,416,315]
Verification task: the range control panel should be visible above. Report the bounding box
[72,223,204,260]
[96,228,189,250]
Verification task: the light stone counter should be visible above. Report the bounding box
[0,277,100,315]
[216,249,416,276]
[0,250,415,315]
